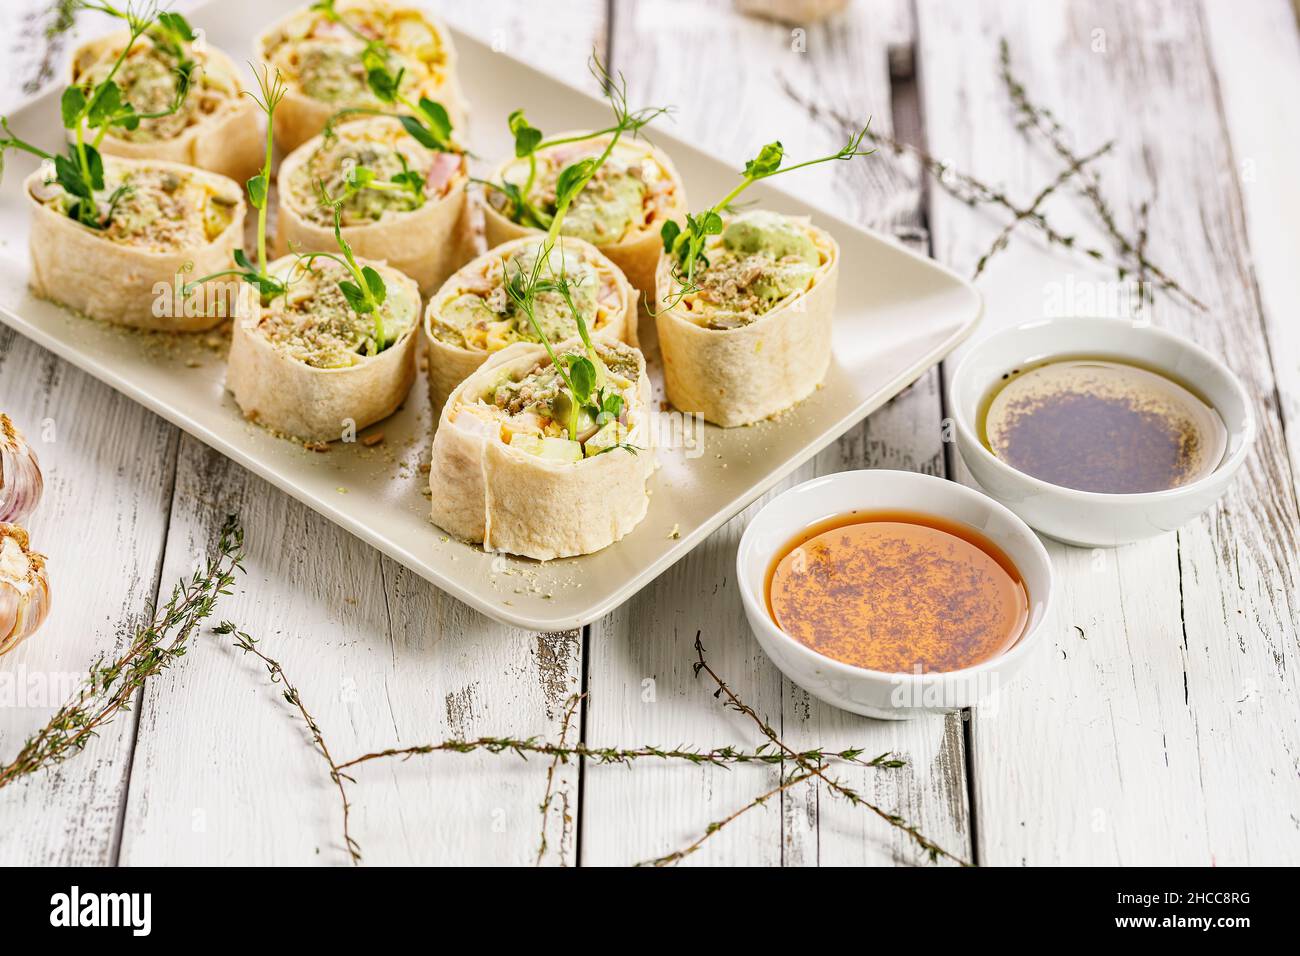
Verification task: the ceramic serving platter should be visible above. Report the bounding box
[0,0,981,630]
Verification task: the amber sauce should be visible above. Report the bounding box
[765,510,1029,674]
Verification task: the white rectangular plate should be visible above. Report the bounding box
[0,0,981,630]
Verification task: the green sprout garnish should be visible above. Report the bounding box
[184,65,288,301]
[659,124,875,306]
[312,0,456,154]
[0,1,197,230]
[478,54,671,230]
[295,182,390,357]
[500,109,647,444]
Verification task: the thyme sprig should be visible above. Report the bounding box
[0,516,244,789]
[997,38,1205,311]
[638,767,819,867]
[679,634,971,867]
[217,622,361,865]
[659,127,874,307]
[972,140,1114,278]
[536,693,582,866]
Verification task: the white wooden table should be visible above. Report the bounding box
[2,0,1298,866]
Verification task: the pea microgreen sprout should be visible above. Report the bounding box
[479,55,672,229]
[0,1,194,230]
[311,0,456,155]
[501,139,637,444]
[183,65,288,302]
[295,182,389,357]
[659,123,876,308]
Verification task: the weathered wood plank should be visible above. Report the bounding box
[0,0,183,867]
[1202,0,1300,517]
[117,0,607,866]
[0,328,178,865]
[916,0,1300,865]
[582,0,970,867]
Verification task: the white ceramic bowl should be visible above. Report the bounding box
[949,317,1256,548]
[737,469,1053,719]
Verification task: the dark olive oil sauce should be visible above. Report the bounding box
[977,355,1228,494]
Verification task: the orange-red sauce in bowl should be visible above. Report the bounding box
[765,510,1029,673]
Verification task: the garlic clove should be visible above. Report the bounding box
[0,414,43,524]
[0,523,50,656]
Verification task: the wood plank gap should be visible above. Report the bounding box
[109,424,184,865]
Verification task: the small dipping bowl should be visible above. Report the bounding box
[737,469,1054,719]
[950,317,1256,548]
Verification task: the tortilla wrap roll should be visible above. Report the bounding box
[25,158,245,331]
[654,211,839,427]
[429,338,655,560]
[226,255,420,442]
[481,132,686,299]
[422,235,638,416]
[276,117,470,296]
[257,0,466,154]
[68,31,263,184]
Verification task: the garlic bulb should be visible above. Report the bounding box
[0,414,43,524]
[0,523,50,656]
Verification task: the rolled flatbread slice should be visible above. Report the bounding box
[654,210,839,427]
[69,31,262,184]
[257,0,467,154]
[277,116,470,296]
[429,338,655,560]
[25,157,245,331]
[422,235,637,414]
[482,133,686,299]
[226,255,421,442]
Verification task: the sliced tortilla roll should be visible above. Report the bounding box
[422,235,637,415]
[654,210,839,427]
[258,0,467,154]
[481,133,686,299]
[277,117,470,296]
[69,31,263,184]
[25,158,245,331]
[227,255,421,442]
[429,338,655,560]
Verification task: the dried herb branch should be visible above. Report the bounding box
[638,767,819,867]
[0,516,244,789]
[777,75,1199,311]
[973,140,1114,278]
[536,692,582,866]
[688,634,970,867]
[997,38,1205,311]
[337,738,882,771]
[216,622,361,865]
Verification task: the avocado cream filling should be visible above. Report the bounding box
[289,123,461,227]
[492,141,674,244]
[683,211,822,330]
